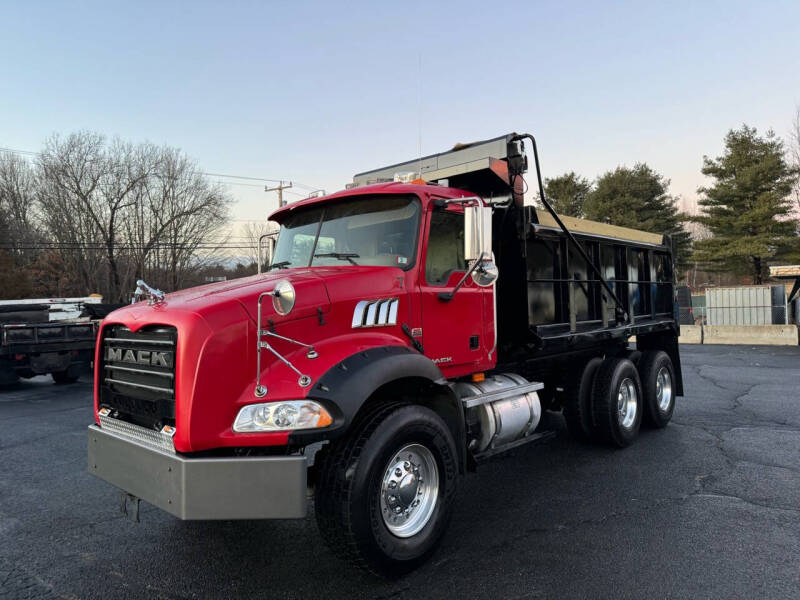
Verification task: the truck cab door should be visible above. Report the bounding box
[417,205,495,377]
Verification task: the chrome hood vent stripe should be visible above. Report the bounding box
[352,298,399,328]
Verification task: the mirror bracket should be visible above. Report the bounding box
[437,253,486,302]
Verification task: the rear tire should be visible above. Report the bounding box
[639,351,676,428]
[315,403,459,576]
[52,370,79,384]
[562,357,603,442]
[591,357,643,448]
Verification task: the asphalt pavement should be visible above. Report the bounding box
[1,344,799,599]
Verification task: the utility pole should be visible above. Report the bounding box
[265,181,292,207]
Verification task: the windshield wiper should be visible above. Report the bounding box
[269,261,291,270]
[314,252,360,265]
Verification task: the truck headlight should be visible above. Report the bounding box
[233,400,332,432]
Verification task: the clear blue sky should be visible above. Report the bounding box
[2,0,799,220]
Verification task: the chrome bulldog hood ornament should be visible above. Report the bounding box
[132,279,166,305]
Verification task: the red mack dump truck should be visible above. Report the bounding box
[88,133,683,575]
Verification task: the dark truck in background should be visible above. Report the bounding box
[0,298,121,385]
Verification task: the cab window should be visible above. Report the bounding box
[425,210,466,286]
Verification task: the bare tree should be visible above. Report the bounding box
[240,220,279,271]
[38,132,119,297]
[0,152,41,297]
[137,147,231,291]
[790,105,800,216]
[0,152,39,250]
[36,132,231,301]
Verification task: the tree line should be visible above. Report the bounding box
[2,122,799,301]
[0,132,231,301]
[541,123,800,284]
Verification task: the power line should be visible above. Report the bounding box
[0,145,322,191]
[0,146,38,156]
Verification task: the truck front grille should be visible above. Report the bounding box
[99,325,177,430]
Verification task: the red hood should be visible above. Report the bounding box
[108,266,405,327]
[97,264,411,453]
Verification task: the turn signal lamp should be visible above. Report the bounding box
[471,372,485,382]
[233,400,332,432]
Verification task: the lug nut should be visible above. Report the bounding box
[388,481,397,489]
[403,461,411,470]
[394,468,402,477]
[394,506,402,514]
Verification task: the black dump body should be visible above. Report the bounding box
[353,131,683,396]
[492,202,683,396]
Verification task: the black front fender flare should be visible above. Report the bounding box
[289,345,462,449]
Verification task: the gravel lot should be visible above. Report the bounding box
[1,344,799,599]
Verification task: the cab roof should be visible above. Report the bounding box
[267,182,473,222]
[268,182,666,247]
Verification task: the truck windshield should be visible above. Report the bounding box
[271,195,420,269]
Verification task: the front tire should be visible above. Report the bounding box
[591,357,643,448]
[315,403,459,576]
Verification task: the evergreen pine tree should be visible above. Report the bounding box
[542,171,591,217]
[692,125,799,284]
[583,163,691,267]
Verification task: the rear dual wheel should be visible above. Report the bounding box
[565,351,676,447]
[639,350,676,428]
[591,357,643,447]
[562,357,603,442]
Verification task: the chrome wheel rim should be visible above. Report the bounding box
[617,377,638,429]
[656,367,673,412]
[380,443,439,538]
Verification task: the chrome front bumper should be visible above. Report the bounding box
[88,424,307,520]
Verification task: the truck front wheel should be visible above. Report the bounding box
[314,403,459,576]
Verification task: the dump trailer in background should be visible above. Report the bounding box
[0,297,107,385]
[88,133,683,575]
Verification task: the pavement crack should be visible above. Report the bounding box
[731,458,800,475]
[693,492,800,515]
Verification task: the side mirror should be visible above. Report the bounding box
[464,205,492,262]
[464,205,498,288]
